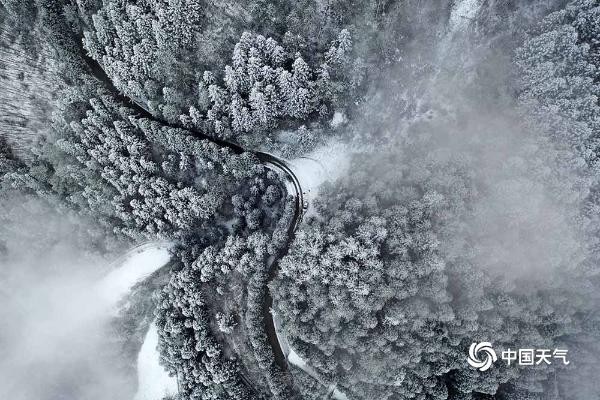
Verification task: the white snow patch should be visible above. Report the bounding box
[273,311,349,399]
[331,388,349,400]
[288,140,351,216]
[288,345,349,400]
[274,312,312,374]
[97,243,176,400]
[290,140,351,193]
[96,243,172,309]
[449,0,482,32]
[330,111,347,128]
[288,347,312,373]
[133,322,178,400]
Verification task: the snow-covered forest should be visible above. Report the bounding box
[1,1,600,399]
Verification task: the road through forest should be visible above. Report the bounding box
[78,40,303,376]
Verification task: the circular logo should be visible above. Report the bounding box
[467,342,497,371]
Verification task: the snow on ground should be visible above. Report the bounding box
[96,242,172,309]
[133,322,178,400]
[330,111,347,128]
[289,140,351,194]
[435,0,482,60]
[286,348,306,369]
[288,139,352,216]
[274,311,314,376]
[273,311,349,399]
[95,243,175,400]
[331,388,349,400]
[287,342,349,399]
[449,0,483,32]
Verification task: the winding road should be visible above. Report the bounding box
[78,45,303,376]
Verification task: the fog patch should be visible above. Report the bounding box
[0,195,136,400]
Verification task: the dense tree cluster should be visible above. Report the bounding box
[272,111,600,399]
[3,70,286,243]
[516,0,600,175]
[155,264,254,399]
[0,136,17,174]
[3,3,301,398]
[4,1,600,400]
[0,12,61,157]
[155,227,296,399]
[78,0,368,151]
[177,30,361,149]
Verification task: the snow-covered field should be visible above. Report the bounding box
[133,322,178,400]
[96,243,172,309]
[95,243,176,400]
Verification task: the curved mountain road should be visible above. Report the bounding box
[79,49,302,374]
